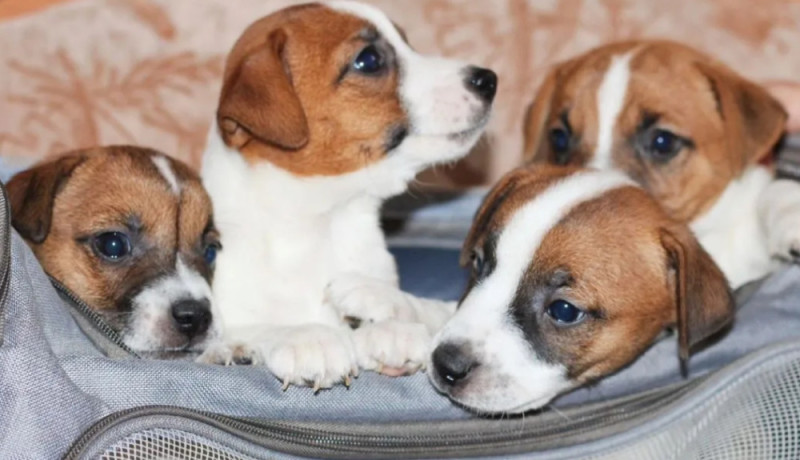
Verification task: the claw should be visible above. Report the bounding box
[282,379,290,391]
[312,379,322,394]
[376,362,384,374]
[344,375,351,388]
[351,366,360,378]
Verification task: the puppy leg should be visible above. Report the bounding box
[352,319,431,376]
[759,179,800,262]
[196,324,359,391]
[325,273,457,333]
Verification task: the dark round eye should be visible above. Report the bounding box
[547,300,585,325]
[471,250,485,277]
[549,128,571,164]
[204,243,219,265]
[93,232,131,261]
[353,45,384,74]
[649,129,681,160]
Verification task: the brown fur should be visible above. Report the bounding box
[464,165,734,383]
[522,40,787,222]
[218,4,407,176]
[6,146,217,318]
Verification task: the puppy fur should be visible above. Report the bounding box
[6,146,222,355]
[430,164,734,414]
[198,1,496,389]
[523,40,797,288]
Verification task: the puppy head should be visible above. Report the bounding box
[430,165,733,414]
[523,40,786,222]
[217,1,496,177]
[7,147,222,354]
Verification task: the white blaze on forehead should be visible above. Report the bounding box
[434,169,636,412]
[590,52,636,169]
[328,1,412,57]
[151,155,181,195]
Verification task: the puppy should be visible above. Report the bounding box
[6,146,222,356]
[522,40,798,289]
[429,164,734,414]
[198,1,496,390]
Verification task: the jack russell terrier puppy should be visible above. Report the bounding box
[6,146,222,356]
[523,40,798,289]
[430,164,734,414]
[198,1,496,390]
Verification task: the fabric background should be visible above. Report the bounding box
[1,0,800,186]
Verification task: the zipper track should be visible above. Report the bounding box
[0,182,12,344]
[49,276,140,359]
[64,381,700,459]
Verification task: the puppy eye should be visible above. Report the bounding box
[548,127,572,165]
[546,300,585,325]
[204,242,221,265]
[644,129,684,162]
[470,250,485,277]
[93,232,132,261]
[353,45,384,74]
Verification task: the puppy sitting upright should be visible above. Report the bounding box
[523,40,795,289]
[200,1,496,389]
[430,164,734,414]
[7,147,222,356]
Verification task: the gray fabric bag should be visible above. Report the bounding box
[2,173,800,460]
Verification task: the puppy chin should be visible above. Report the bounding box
[431,366,573,415]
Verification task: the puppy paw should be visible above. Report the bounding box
[325,274,417,327]
[196,341,264,366]
[767,217,800,263]
[353,320,432,377]
[264,325,359,392]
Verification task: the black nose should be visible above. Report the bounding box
[432,343,476,386]
[464,67,498,103]
[171,299,212,337]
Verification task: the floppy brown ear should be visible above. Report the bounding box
[522,68,559,164]
[696,62,787,170]
[217,29,309,151]
[6,155,85,244]
[660,226,735,373]
[460,170,522,267]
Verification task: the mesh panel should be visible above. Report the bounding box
[593,355,800,460]
[100,428,258,460]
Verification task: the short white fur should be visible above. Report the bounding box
[590,52,635,169]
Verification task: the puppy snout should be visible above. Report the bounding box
[464,67,498,103]
[171,299,212,337]
[432,343,476,386]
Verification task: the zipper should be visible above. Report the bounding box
[49,276,140,359]
[0,182,12,344]
[64,380,701,459]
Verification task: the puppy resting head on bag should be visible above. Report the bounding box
[6,146,222,355]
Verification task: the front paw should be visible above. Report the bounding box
[325,274,416,327]
[353,320,431,377]
[767,218,800,263]
[265,325,359,392]
[196,341,264,366]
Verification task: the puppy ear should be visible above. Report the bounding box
[696,62,787,169]
[217,29,309,151]
[522,69,559,164]
[660,226,735,373]
[6,155,85,244]
[460,170,521,267]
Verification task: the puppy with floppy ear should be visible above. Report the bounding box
[429,164,734,414]
[521,40,797,289]
[199,1,497,390]
[7,146,222,356]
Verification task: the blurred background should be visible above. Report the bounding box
[1,0,799,187]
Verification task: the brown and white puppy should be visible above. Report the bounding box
[199,1,496,389]
[523,40,798,289]
[429,164,734,414]
[6,146,222,356]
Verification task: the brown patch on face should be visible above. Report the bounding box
[7,146,217,320]
[217,4,408,176]
[466,165,733,384]
[523,40,787,222]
